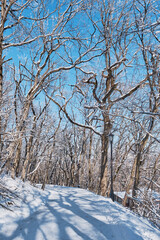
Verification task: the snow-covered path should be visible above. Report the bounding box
[0,177,160,240]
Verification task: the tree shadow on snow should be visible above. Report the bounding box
[46,193,144,240]
[0,188,146,240]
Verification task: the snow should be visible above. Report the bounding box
[0,175,160,240]
[114,190,160,200]
[114,191,126,199]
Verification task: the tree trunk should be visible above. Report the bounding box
[147,153,160,190]
[11,102,31,178]
[21,116,36,181]
[21,142,32,182]
[79,128,87,188]
[88,129,93,190]
[0,0,6,163]
[11,137,22,178]
[132,149,141,197]
[123,155,137,207]
[99,114,111,196]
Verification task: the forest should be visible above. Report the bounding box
[0,0,159,227]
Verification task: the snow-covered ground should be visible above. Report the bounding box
[0,175,160,240]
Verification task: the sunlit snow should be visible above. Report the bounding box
[0,175,159,240]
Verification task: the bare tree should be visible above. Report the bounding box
[45,0,150,196]
[123,0,160,206]
[1,0,86,178]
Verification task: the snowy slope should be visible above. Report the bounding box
[0,175,160,240]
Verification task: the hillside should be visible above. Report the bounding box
[0,175,160,240]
